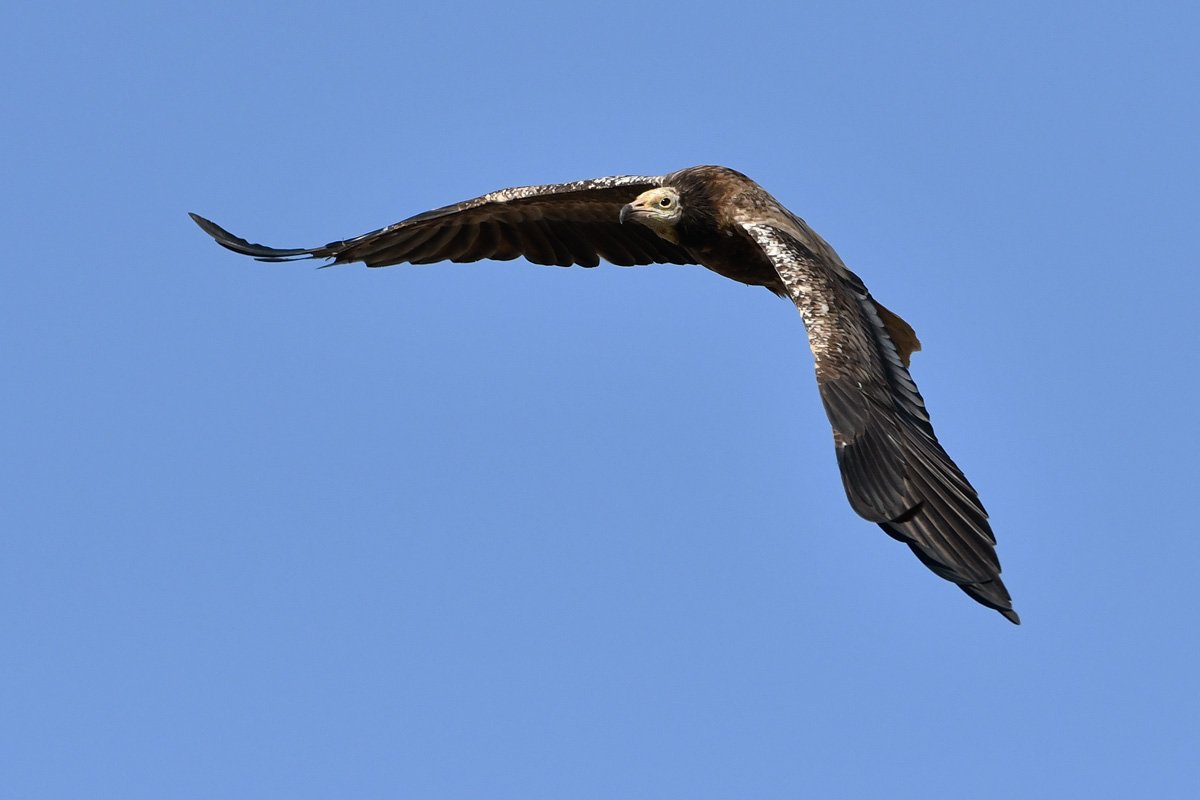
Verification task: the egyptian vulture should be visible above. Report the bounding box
[191,165,1018,623]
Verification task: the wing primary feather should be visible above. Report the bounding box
[355,225,443,265]
[188,213,320,262]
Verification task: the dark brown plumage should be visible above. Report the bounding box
[191,165,1018,623]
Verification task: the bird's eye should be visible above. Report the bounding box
[659,196,672,207]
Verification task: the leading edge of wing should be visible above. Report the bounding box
[398,174,667,226]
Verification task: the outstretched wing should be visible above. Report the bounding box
[742,221,1018,623]
[190,175,698,269]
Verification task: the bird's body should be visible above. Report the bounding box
[192,165,1018,623]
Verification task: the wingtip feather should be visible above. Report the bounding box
[188,212,316,262]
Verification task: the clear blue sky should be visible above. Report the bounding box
[4,1,1197,797]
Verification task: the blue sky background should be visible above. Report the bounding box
[3,1,1198,797]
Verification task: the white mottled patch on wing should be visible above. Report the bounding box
[745,222,929,424]
[739,221,883,379]
[476,175,665,206]
[743,222,857,366]
[382,174,669,237]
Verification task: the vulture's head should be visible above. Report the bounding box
[620,187,683,242]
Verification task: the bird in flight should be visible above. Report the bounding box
[191,165,1018,623]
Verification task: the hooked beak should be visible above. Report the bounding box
[621,200,653,225]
